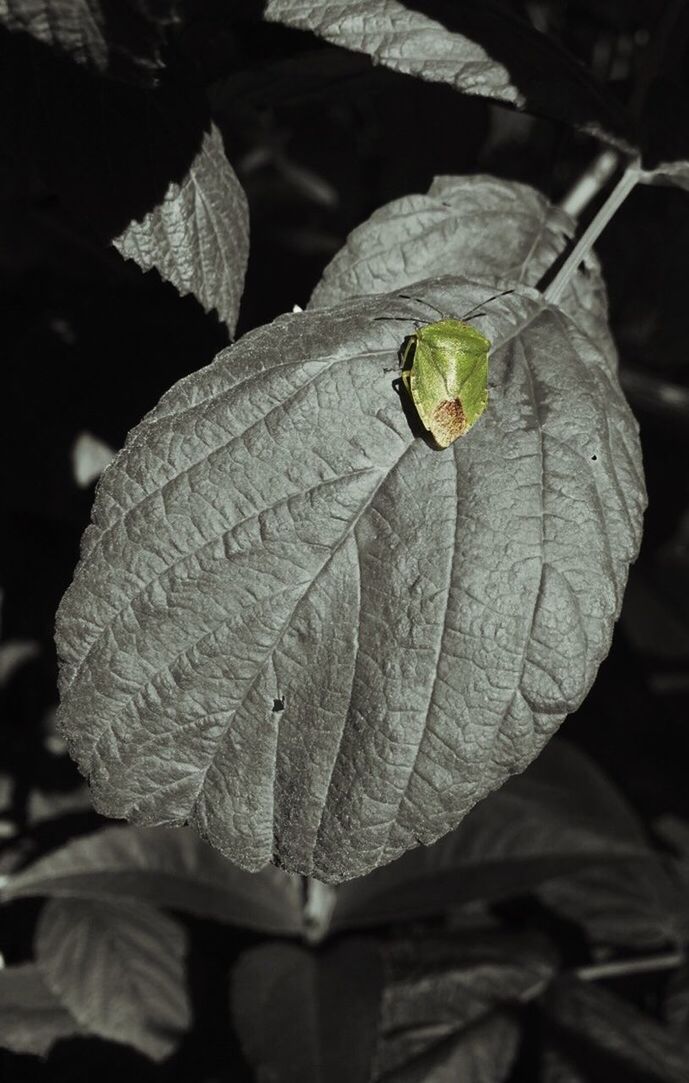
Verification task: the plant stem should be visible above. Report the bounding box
[544,160,642,307]
[301,876,337,944]
[520,948,684,1004]
[560,149,620,219]
[575,949,685,983]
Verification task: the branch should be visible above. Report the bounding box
[560,149,620,219]
[544,159,642,306]
[574,949,685,983]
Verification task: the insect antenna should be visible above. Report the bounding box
[373,315,424,327]
[459,288,514,322]
[397,294,447,319]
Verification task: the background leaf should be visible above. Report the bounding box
[0,0,183,85]
[379,1012,518,1083]
[0,963,81,1056]
[537,859,683,950]
[71,431,116,489]
[656,815,689,868]
[641,160,689,195]
[330,739,653,931]
[113,124,249,336]
[262,0,631,147]
[2,823,303,935]
[0,11,249,333]
[308,175,609,346]
[35,896,191,1060]
[654,815,689,942]
[55,276,644,883]
[664,963,689,1049]
[541,977,689,1083]
[230,936,383,1083]
[0,28,216,247]
[373,933,552,1082]
[635,9,689,193]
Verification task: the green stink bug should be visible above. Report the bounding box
[388,290,513,449]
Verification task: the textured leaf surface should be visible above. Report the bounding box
[309,175,609,349]
[0,963,81,1056]
[230,938,382,1083]
[264,0,631,147]
[542,977,689,1083]
[2,824,302,935]
[56,276,645,882]
[374,934,552,1082]
[330,739,652,930]
[36,896,190,1060]
[113,124,249,335]
[0,0,182,84]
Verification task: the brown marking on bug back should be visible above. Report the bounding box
[430,398,467,447]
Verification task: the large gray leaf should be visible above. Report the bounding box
[374,934,552,1081]
[36,896,191,1060]
[230,938,383,1083]
[309,175,609,348]
[1,824,303,935]
[0,963,81,1056]
[113,124,249,335]
[0,0,182,84]
[56,276,645,882]
[263,0,631,148]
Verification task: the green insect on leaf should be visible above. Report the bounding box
[391,290,513,448]
[400,317,491,448]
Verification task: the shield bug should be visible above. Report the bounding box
[385,290,513,449]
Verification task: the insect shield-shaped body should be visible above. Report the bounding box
[401,319,490,448]
[394,290,512,449]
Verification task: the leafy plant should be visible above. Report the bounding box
[2,0,689,1080]
[2,739,688,1078]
